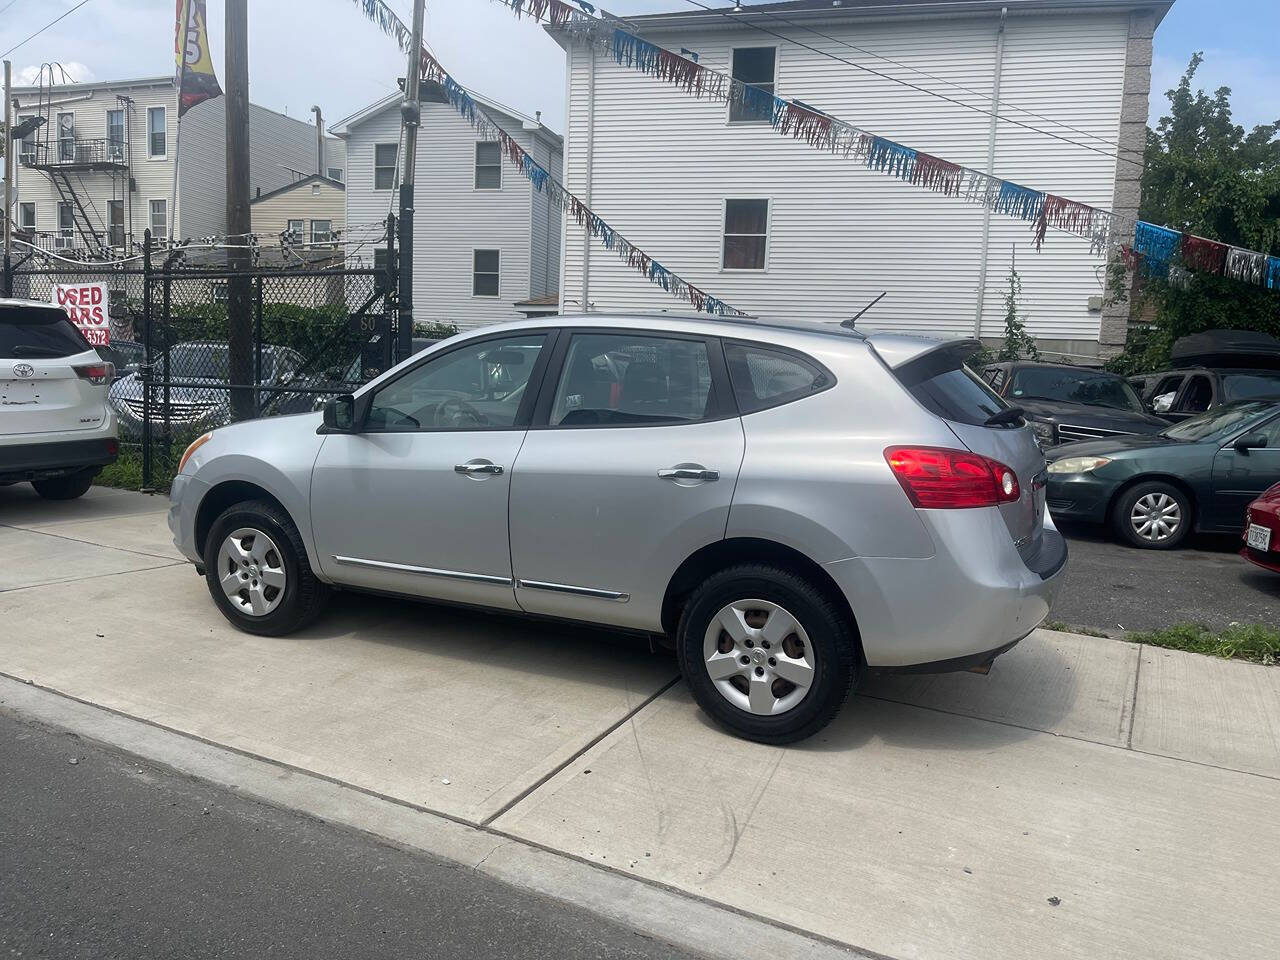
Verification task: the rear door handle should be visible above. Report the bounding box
[658,467,719,482]
[455,461,504,475]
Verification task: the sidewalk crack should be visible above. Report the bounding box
[1126,643,1143,750]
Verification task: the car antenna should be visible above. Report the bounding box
[842,292,886,330]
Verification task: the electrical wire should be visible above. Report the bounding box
[0,0,27,17]
[0,0,97,60]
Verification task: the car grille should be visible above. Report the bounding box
[118,397,216,424]
[1056,423,1136,444]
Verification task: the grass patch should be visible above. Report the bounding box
[93,443,182,494]
[1127,623,1279,665]
[1042,620,1111,638]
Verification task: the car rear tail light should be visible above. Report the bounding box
[884,446,1021,509]
[73,362,114,385]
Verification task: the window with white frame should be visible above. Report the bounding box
[56,203,74,249]
[722,199,769,270]
[107,109,125,159]
[729,47,777,123]
[147,106,167,158]
[474,142,501,189]
[108,200,125,247]
[18,203,36,231]
[374,143,398,190]
[473,250,500,297]
[149,199,168,240]
[18,115,37,162]
[311,220,333,245]
[327,166,344,182]
[57,112,75,161]
[286,219,304,242]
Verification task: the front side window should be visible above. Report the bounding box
[374,143,398,189]
[1176,375,1213,414]
[1007,367,1144,413]
[723,199,768,270]
[366,334,547,431]
[729,47,777,123]
[474,141,501,189]
[549,333,714,427]
[311,220,333,244]
[147,106,166,158]
[473,249,500,297]
[724,342,830,414]
[149,199,168,239]
[18,202,36,230]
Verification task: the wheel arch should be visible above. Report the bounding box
[1106,473,1199,528]
[661,537,863,663]
[195,480,294,560]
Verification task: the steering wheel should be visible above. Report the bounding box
[434,397,487,428]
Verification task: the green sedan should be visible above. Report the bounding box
[1045,400,1280,549]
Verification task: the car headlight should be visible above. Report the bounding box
[1028,419,1057,447]
[1048,456,1112,475]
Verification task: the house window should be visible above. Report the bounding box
[286,219,304,242]
[147,106,167,158]
[18,115,37,162]
[311,220,333,245]
[108,200,125,248]
[474,142,501,190]
[327,166,344,182]
[729,47,777,123]
[374,143,398,190]
[149,199,168,240]
[57,112,75,161]
[722,199,769,270]
[18,203,36,230]
[56,203,74,249]
[473,250,500,297]
[107,109,125,159]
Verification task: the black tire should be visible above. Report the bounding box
[1112,480,1192,550]
[31,469,96,500]
[676,564,857,744]
[203,499,329,636]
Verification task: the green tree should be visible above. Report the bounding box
[1110,53,1280,373]
[997,257,1039,362]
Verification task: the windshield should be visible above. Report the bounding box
[1222,372,1280,402]
[165,343,275,381]
[1008,367,1143,412]
[1163,401,1276,441]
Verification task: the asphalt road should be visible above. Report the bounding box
[0,711,692,960]
[1049,521,1280,634]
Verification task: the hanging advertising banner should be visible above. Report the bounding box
[51,283,111,346]
[175,0,222,118]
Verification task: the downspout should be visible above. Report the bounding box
[310,105,325,175]
[973,6,1007,340]
[580,42,595,312]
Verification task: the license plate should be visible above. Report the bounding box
[1247,523,1272,552]
[0,380,39,404]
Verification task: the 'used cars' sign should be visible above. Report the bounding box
[51,283,111,346]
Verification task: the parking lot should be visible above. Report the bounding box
[2,485,1278,960]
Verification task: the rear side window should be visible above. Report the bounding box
[897,353,1008,427]
[724,342,831,414]
[0,306,90,358]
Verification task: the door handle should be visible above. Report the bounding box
[658,467,719,482]
[455,462,504,475]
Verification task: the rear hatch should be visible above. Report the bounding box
[871,335,1048,555]
[1,304,107,436]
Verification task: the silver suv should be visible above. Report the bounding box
[1,299,118,499]
[169,315,1066,743]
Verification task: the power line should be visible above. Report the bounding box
[0,0,27,18]
[675,0,1143,169]
[0,0,96,60]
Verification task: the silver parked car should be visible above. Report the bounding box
[169,315,1066,743]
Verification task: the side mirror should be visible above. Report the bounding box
[321,394,356,433]
[1234,433,1268,454]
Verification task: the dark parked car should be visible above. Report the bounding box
[980,361,1167,448]
[1045,400,1280,549]
[1130,329,1280,422]
[97,339,144,381]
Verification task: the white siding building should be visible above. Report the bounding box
[332,86,563,330]
[550,0,1170,359]
[9,75,343,254]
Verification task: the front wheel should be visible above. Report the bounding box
[676,564,857,744]
[1112,481,1192,550]
[203,499,329,635]
[32,469,96,500]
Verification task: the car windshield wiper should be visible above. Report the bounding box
[11,345,65,358]
[984,406,1025,427]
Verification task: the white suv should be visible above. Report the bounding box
[1,299,118,500]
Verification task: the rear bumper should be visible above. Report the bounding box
[825,508,1068,669]
[1046,473,1115,524]
[0,438,118,483]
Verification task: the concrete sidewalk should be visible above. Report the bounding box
[2,486,1277,960]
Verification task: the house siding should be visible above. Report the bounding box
[559,11,1130,348]
[250,179,345,240]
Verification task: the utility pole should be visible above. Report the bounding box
[3,60,13,299]
[310,105,324,176]
[397,0,426,362]
[225,0,254,421]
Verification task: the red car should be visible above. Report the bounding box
[1243,482,1280,573]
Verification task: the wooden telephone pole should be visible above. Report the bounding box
[397,0,426,361]
[225,0,253,420]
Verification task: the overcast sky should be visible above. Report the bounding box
[3,0,1276,139]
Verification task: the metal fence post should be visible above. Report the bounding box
[140,230,154,493]
[254,275,264,416]
[383,213,396,372]
[161,266,172,464]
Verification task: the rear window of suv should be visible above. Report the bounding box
[896,352,1009,427]
[1,306,91,359]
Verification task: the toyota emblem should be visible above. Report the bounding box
[12,363,35,379]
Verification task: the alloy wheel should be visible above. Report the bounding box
[702,599,815,716]
[217,527,287,617]
[1130,492,1182,543]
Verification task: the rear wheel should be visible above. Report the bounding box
[32,469,96,500]
[677,564,857,744]
[203,499,329,635]
[1112,480,1191,549]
